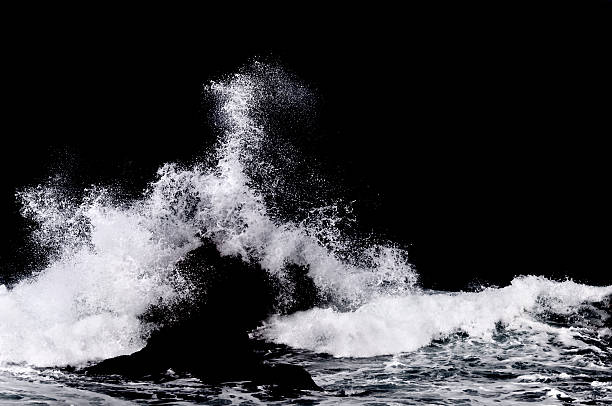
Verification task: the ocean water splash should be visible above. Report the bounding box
[1,187,195,366]
[0,64,416,368]
[0,62,610,404]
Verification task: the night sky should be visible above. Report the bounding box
[2,4,610,289]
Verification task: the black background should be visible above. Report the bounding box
[2,4,611,289]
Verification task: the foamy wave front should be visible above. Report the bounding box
[259,276,612,357]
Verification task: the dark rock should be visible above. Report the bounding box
[84,239,321,391]
[255,363,322,391]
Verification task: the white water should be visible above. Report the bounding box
[0,193,196,366]
[260,275,612,357]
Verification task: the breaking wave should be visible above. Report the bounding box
[0,62,609,369]
[0,63,415,367]
[259,276,612,357]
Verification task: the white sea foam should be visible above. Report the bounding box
[259,276,612,357]
[0,196,196,366]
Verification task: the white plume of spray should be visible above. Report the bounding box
[0,185,197,366]
[0,64,417,367]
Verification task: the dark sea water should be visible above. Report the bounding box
[2,320,612,405]
[1,64,610,405]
